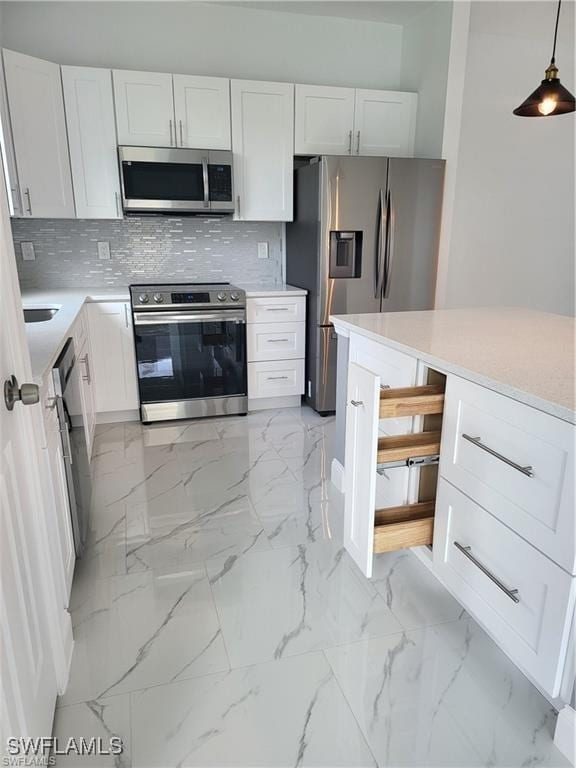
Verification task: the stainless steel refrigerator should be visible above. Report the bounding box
[286,155,445,414]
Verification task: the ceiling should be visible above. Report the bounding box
[210,1,435,25]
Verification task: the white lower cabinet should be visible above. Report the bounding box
[88,301,139,415]
[246,295,305,407]
[434,479,575,697]
[77,337,96,457]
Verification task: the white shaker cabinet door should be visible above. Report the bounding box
[294,84,355,155]
[353,89,417,157]
[62,66,122,219]
[88,302,139,414]
[231,79,294,221]
[113,69,175,147]
[173,74,231,149]
[3,49,75,218]
[343,362,380,578]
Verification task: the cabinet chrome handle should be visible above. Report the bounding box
[169,119,174,146]
[80,354,91,384]
[268,338,289,343]
[179,119,184,146]
[350,399,363,407]
[347,130,352,154]
[236,195,241,217]
[356,130,361,154]
[124,304,130,328]
[24,187,32,215]
[115,191,121,217]
[462,434,534,477]
[60,425,73,463]
[265,307,289,312]
[268,375,288,381]
[454,541,520,603]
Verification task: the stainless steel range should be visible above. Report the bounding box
[130,283,247,423]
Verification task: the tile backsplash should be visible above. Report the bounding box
[12,216,284,289]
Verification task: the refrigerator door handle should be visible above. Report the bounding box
[375,188,387,298]
[383,190,396,299]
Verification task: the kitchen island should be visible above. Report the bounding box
[331,307,575,756]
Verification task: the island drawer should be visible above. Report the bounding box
[441,376,575,573]
[433,479,575,697]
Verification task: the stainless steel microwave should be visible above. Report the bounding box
[118,146,234,214]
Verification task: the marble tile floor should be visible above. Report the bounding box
[53,407,570,767]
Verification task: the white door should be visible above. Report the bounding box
[3,49,75,218]
[113,69,175,147]
[294,84,355,155]
[0,160,68,747]
[173,74,231,149]
[343,362,380,578]
[353,89,417,157]
[62,66,122,219]
[88,302,139,414]
[231,79,294,222]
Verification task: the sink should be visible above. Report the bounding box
[23,306,61,323]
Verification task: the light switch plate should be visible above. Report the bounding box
[21,242,35,261]
[97,241,111,260]
[257,241,269,259]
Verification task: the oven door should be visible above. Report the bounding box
[133,309,247,416]
[119,146,209,213]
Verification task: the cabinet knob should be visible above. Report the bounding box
[350,399,363,407]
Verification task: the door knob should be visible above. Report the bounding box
[4,375,40,411]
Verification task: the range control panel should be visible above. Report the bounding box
[129,283,246,310]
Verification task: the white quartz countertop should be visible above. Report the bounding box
[21,284,306,383]
[330,308,575,424]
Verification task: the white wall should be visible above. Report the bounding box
[0,1,403,89]
[438,1,575,316]
[400,0,453,158]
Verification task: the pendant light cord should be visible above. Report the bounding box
[551,0,561,63]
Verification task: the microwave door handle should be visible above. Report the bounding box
[202,157,210,209]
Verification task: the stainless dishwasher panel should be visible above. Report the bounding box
[52,337,92,557]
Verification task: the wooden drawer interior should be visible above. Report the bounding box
[377,431,442,464]
[379,384,445,418]
[373,501,435,553]
[373,373,446,554]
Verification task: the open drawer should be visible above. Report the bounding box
[344,362,445,577]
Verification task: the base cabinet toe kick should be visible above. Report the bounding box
[337,328,576,707]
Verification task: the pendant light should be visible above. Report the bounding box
[513,0,575,117]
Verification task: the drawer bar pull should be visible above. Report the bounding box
[266,307,290,312]
[267,375,289,381]
[462,434,534,477]
[454,541,520,603]
[350,400,363,407]
[268,338,290,343]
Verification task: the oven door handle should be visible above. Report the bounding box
[133,311,246,325]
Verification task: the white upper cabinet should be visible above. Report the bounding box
[231,79,294,222]
[294,84,356,155]
[62,66,121,219]
[294,82,418,157]
[173,74,231,149]
[3,49,75,218]
[113,69,175,147]
[354,89,417,157]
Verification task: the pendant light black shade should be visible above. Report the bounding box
[513,0,575,117]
